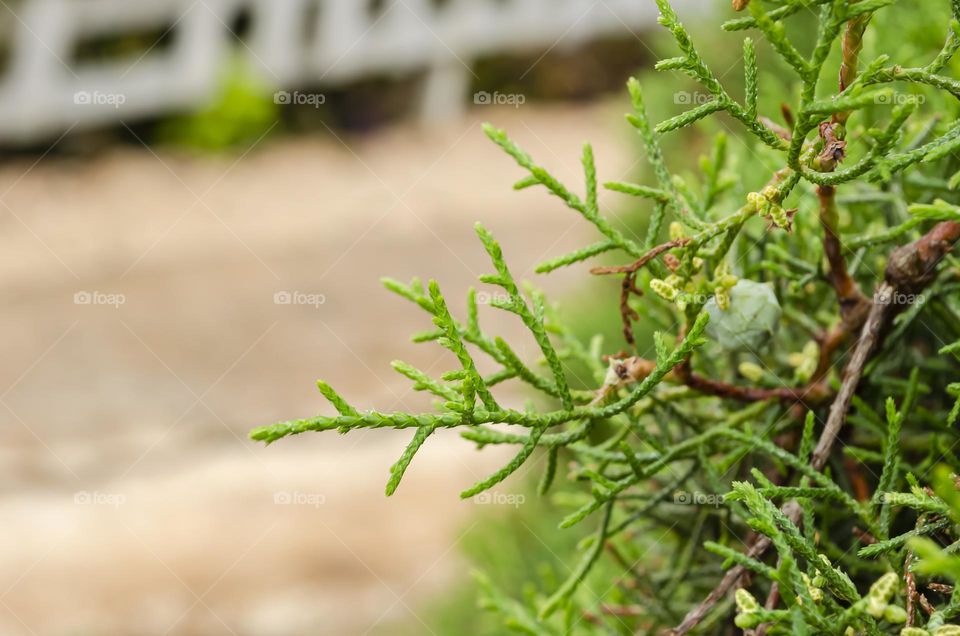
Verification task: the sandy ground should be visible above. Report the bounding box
[0,100,636,635]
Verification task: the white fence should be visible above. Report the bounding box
[0,0,676,143]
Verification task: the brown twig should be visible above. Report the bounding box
[836,12,870,125]
[678,368,832,404]
[594,352,834,405]
[845,455,872,501]
[780,103,795,131]
[591,239,690,276]
[852,527,877,545]
[927,582,953,595]
[601,604,646,617]
[810,281,890,467]
[906,551,918,626]
[619,274,643,346]
[752,582,781,636]
[818,184,870,327]
[669,316,846,405]
[591,238,690,348]
[759,116,792,141]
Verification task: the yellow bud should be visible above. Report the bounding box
[800,573,823,602]
[761,185,779,200]
[746,191,766,209]
[883,604,907,624]
[768,203,789,229]
[935,627,960,636]
[869,572,899,604]
[738,361,764,383]
[715,288,730,311]
[866,596,887,618]
[720,274,739,288]
[734,612,760,629]
[669,221,685,241]
[650,279,678,301]
[795,357,817,384]
[788,352,806,367]
[734,588,759,613]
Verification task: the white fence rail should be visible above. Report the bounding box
[0,0,675,143]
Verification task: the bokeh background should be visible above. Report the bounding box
[0,1,726,634]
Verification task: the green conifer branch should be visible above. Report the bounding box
[743,37,758,121]
[252,1,960,631]
[474,223,574,410]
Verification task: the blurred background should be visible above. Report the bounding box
[0,1,726,634]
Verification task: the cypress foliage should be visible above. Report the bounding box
[253,2,960,633]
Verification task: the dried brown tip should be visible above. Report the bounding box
[814,121,847,172]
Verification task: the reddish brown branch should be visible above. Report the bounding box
[780,104,795,131]
[617,220,958,410]
[845,455,872,501]
[818,184,870,327]
[619,274,642,346]
[906,552,918,626]
[591,239,690,276]
[752,582,781,636]
[600,604,646,617]
[836,13,870,125]
[592,238,689,348]
[760,116,792,141]
[927,582,953,595]
[677,368,831,404]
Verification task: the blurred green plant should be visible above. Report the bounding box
[254,0,960,633]
[157,57,277,151]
